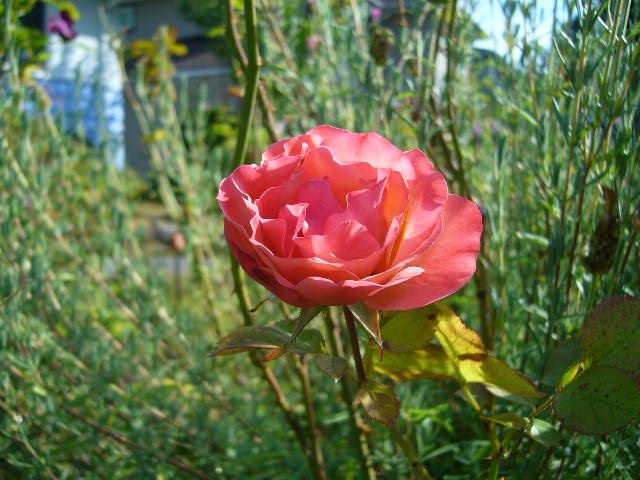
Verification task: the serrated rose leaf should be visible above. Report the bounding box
[356,383,400,426]
[212,325,290,356]
[433,303,486,359]
[379,305,438,352]
[581,296,640,381]
[553,366,640,436]
[373,344,459,381]
[349,303,382,347]
[315,354,348,380]
[459,356,543,399]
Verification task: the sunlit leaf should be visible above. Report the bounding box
[459,356,543,399]
[373,344,458,381]
[433,303,486,359]
[553,366,640,436]
[355,383,399,426]
[379,305,437,352]
[526,419,561,447]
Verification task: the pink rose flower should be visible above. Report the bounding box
[218,126,482,310]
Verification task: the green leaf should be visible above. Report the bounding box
[315,354,348,381]
[212,320,325,358]
[553,366,640,436]
[581,296,640,381]
[212,325,290,356]
[379,305,437,352]
[348,303,382,347]
[459,356,543,399]
[355,383,400,426]
[526,419,561,447]
[481,412,529,430]
[373,344,459,381]
[287,306,325,345]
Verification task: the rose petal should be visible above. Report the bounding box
[324,177,387,243]
[365,195,483,310]
[301,146,378,206]
[389,171,448,263]
[294,178,342,234]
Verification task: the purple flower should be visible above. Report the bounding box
[47,11,77,42]
[370,7,382,23]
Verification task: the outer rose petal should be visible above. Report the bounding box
[365,195,483,310]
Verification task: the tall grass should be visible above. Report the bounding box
[1,0,639,478]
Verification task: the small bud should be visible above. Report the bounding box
[369,26,395,67]
[584,187,620,274]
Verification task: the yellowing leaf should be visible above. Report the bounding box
[368,303,542,399]
[458,356,543,399]
[433,303,486,358]
[373,344,458,381]
[380,305,437,352]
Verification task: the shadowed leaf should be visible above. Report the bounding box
[482,412,529,430]
[542,337,582,387]
[212,325,290,356]
[315,354,348,381]
[355,383,399,426]
[581,296,640,381]
[553,366,640,435]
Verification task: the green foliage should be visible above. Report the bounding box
[553,366,640,435]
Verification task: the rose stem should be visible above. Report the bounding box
[229,0,261,172]
[342,307,433,480]
[324,309,377,480]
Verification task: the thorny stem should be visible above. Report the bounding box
[343,306,368,385]
[342,307,432,480]
[230,0,261,171]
